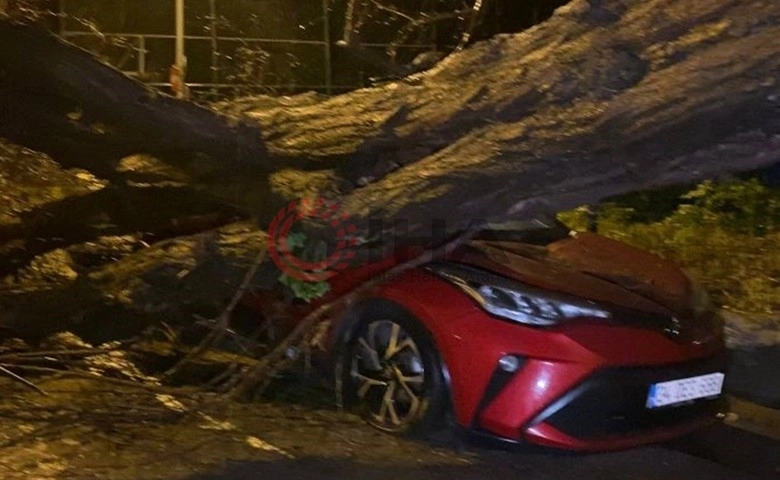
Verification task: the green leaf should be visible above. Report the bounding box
[285,231,307,251]
[278,273,331,302]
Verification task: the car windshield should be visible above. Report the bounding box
[474,215,572,244]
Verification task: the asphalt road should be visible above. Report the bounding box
[185,423,779,480]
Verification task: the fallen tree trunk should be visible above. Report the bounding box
[237,0,780,245]
[1,0,780,342]
[0,184,243,276]
[0,221,269,342]
[0,21,267,179]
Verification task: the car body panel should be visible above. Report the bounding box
[452,232,692,316]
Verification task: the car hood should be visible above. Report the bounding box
[452,232,693,317]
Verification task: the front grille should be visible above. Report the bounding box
[530,355,728,440]
[606,306,721,346]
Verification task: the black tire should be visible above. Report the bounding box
[340,303,448,436]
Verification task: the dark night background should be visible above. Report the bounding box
[52,0,567,93]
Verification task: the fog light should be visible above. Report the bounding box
[498,355,520,373]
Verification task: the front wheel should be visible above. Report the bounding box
[340,308,448,435]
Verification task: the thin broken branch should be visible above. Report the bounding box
[4,364,172,391]
[223,226,483,398]
[162,249,268,379]
[369,0,415,23]
[0,364,48,395]
[387,6,472,60]
[0,347,115,361]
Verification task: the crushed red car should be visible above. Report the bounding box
[241,217,727,451]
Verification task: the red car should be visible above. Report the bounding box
[243,217,727,451]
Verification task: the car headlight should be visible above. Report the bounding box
[427,263,612,326]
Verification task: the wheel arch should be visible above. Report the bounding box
[331,297,453,413]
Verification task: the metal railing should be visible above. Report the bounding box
[57,1,438,100]
[59,0,336,97]
[59,30,334,91]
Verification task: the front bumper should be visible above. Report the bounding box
[473,354,728,451]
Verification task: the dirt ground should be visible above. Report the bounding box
[0,375,473,480]
[3,373,780,480]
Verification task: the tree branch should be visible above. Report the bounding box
[223,226,484,398]
[0,364,48,395]
[457,0,491,51]
[387,7,472,60]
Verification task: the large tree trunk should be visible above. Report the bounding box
[0,21,267,180]
[235,0,780,241]
[1,0,779,340]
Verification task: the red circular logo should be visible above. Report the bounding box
[267,198,358,281]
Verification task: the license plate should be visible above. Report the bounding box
[646,372,725,409]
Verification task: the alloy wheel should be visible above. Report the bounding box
[350,319,427,431]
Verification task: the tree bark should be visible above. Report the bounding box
[1,0,780,340]
[0,21,267,180]
[234,0,780,245]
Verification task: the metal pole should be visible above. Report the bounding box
[209,0,218,95]
[175,0,185,68]
[322,0,332,94]
[138,35,146,77]
[172,0,187,98]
